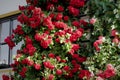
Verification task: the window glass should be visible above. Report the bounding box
[0,45,9,64]
[0,21,10,43]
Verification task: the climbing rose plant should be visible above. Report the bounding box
[3,0,120,80]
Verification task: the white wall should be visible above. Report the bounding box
[0,0,26,15]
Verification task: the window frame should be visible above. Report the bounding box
[0,11,20,68]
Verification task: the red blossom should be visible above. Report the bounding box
[55,22,68,29]
[26,44,36,56]
[29,17,41,28]
[4,36,15,49]
[69,0,85,7]
[27,59,34,66]
[49,13,55,19]
[56,69,63,75]
[56,56,61,62]
[48,53,55,58]
[19,5,26,11]
[68,6,79,16]
[72,44,80,51]
[63,66,70,72]
[112,37,119,44]
[63,16,69,21]
[56,13,63,21]
[57,5,64,12]
[34,63,41,70]
[72,20,80,28]
[111,29,118,37]
[19,67,27,78]
[48,74,54,80]
[98,64,116,79]
[17,13,29,24]
[43,16,54,30]
[25,36,33,44]
[2,75,9,80]
[40,39,49,49]
[46,3,54,11]
[13,25,24,35]
[34,33,43,41]
[79,70,91,79]
[80,19,88,26]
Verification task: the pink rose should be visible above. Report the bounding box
[90,18,96,24]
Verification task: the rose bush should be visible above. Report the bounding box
[3,0,120,80]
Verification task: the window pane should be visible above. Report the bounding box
[13,19,20,29]
[0,45,9,65]
[11,41,23,63]
[0,21,10,43]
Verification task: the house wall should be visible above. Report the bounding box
[0,0,26,15]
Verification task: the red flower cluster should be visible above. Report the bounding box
[93,36,104,51]
[69,0,85,8]
[13,25,24,35]
[2,75,10,80]
[79,70,91,79]
[4,36,15,49]
[98,64,116,79]
[19,67,27,78]
[35,33,52,49]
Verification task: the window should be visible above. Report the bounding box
[0,14,22,68]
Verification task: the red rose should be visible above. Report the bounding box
[63,16,69,21]
[72,21,80,28]
[27,59,34,66]
[34,63,41,70]
[56,56,61,62]
[68,6,79,16]
[56,13,63,21]
[32,7,41,16]
[104,64,116,78]
[55,22,68,29]
[71,60,77,65]
[93,39,103,51]
[72,44,80,51]
[25,36,33,44]
[48,74,54,80]
[56,69,63,75]
[77,56,86,63]
[80,19,88,26]
[43,16,54,30]
[69,0,85,7]
[19,67,27,78]
[70,34,78,42]
[19,5,25,11]
[26,44,36,56]
[17,13,29,24]
[111,29,117,36]
[2,75,9,80]
[63,66,70,72]
[29,17,41,28]
[13,25,24,35]
[48,53,55,58]
[112,37,119,44]
[79,70,91,79]
[49,13,55,19]
[72,54,79,59]
[40,39,49,49]
[57,5,64,12]
[4,36,15,49]
[46,3,54,11]
[34,33,43,41]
